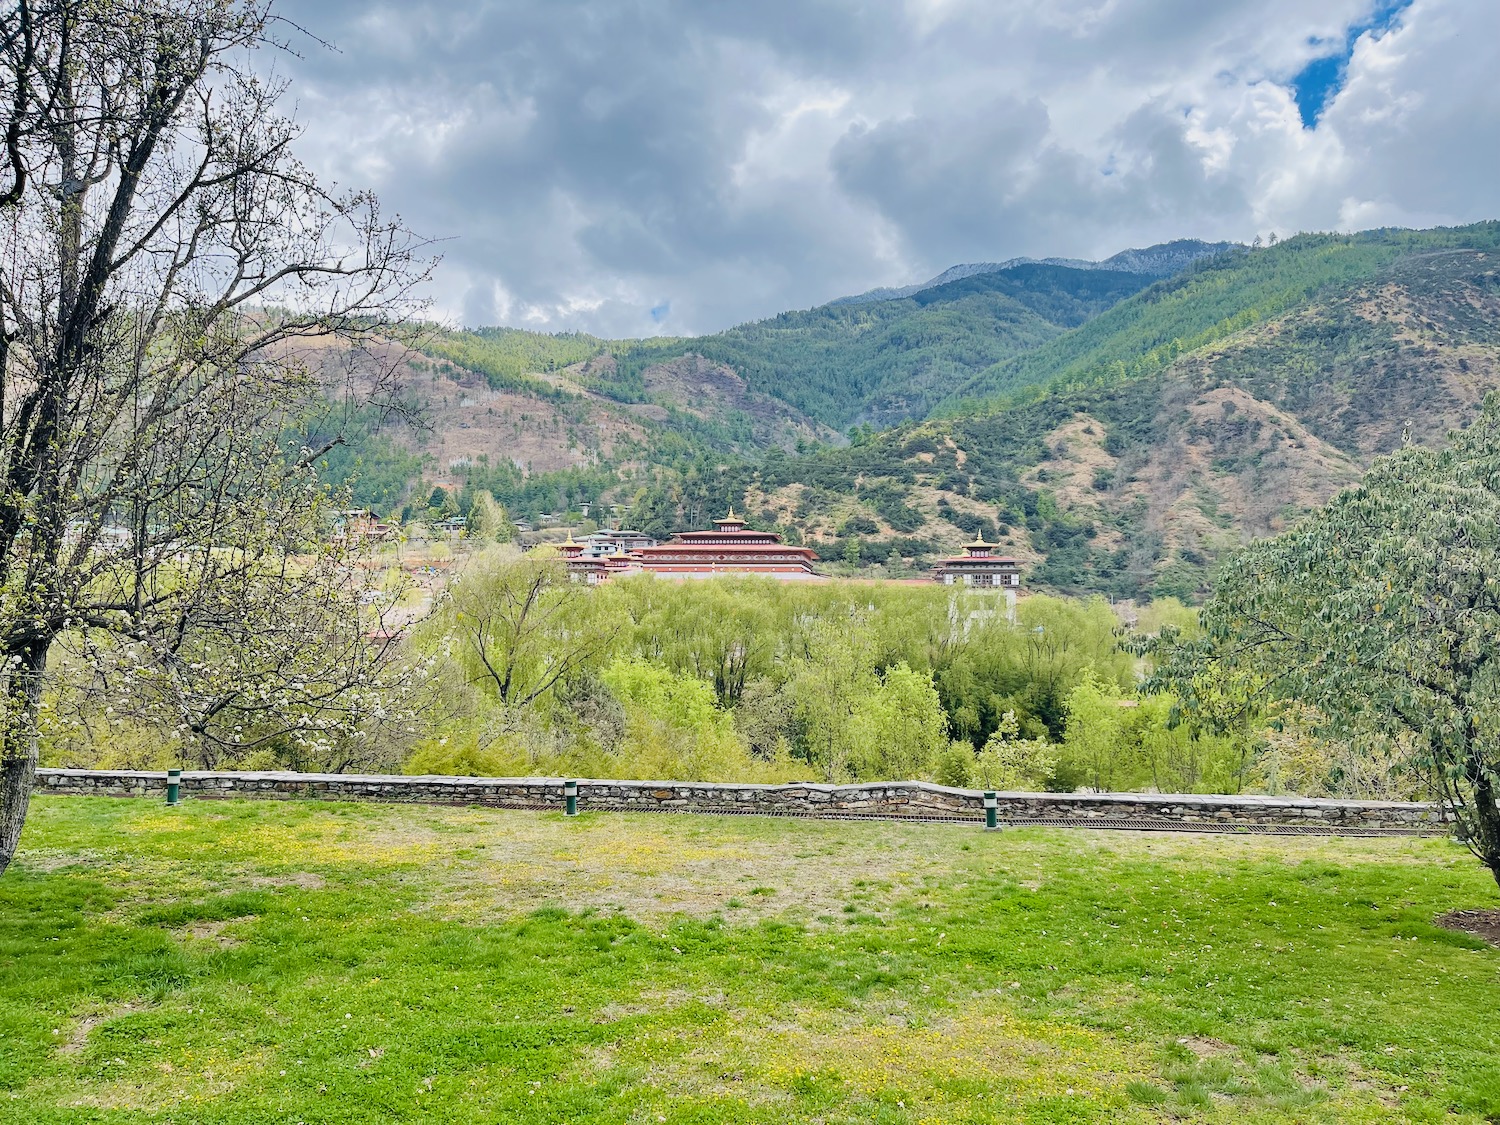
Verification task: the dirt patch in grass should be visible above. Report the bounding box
[594,987,732,1023]
[1175,1035,1231,1058]
[15,849,111,873]
[61,1051,266,1112]
[57,1002,152,1055]
[401,810,954,925]
[388,808,1456,927]
[245,871,326,890]
[1435,908,1500,947]
[667,1000,1158,1115]
[184,917,251,948]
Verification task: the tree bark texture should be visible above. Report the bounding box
[0,2,426,876]
[0,658,44,877]
[1470,775,1500,894]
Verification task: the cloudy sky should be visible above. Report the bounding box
[269,0,1498,338]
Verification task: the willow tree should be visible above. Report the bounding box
[1154,400,1500,889]
[0,0,428,875]
[442,551,612,717]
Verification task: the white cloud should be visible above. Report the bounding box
[269,0,1498,335]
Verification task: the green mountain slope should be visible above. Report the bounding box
[723,227,1500,599]
[610,263,1157,428]
[411,262,1161,434]
[939,224,1500,413]
[323,223,1500,604]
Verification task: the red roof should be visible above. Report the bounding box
[566,513,821,580]
[637,543,816,556]
[671,531,780,544]
[934,554,1019,566]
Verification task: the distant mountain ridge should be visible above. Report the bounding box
[827,239,1240,307]
[326,222,1500,604]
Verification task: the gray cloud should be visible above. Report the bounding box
[266,0,1500,336]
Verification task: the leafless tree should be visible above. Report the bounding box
[0,0,432,875]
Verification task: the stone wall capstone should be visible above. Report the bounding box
[33,768,1447,830]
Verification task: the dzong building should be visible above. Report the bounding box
[563,510,819,582]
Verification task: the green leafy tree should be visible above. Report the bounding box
[602,659,729,734]
[848,662,948,780]
[973,711,1057,790]
[598,659,789,781]
[790,617,879,781]
[440,552,611,716]
[1127,694,1249,794]
[1058,671,1133,791]
[1251,703,1417,800]
[605,578,775,706]
[931,740,975,787]
[935,594,1130,744]
[1154,400,1500,888]
[465,490,516,543]
[733,677,799,761]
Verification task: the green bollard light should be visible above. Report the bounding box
[564,779,579,817]
[983,790,999,831]
[166,768,182,807]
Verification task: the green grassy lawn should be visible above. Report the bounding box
[2,798,1498,1124]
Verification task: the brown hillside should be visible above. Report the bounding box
[640,353,841,450]
[795,250,1500,596]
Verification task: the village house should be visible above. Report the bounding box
[333,509,399,547]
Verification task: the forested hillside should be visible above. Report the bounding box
[602,263,1158,427]
[938,227,1500,411]
[406,260,1168,430]
[720,227,1500,598]
[827,237,1235,306]
[318,223,1500,601]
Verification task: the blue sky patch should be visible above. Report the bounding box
[650,301,670,324]
[1291,0,1413,128]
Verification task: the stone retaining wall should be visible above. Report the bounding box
[35,768,1445,829]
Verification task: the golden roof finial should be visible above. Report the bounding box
[564,532,576,545]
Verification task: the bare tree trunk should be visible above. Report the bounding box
[0,651,45,878]
[1469,775,1500,895]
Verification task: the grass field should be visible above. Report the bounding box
[2,798,1498,1124]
